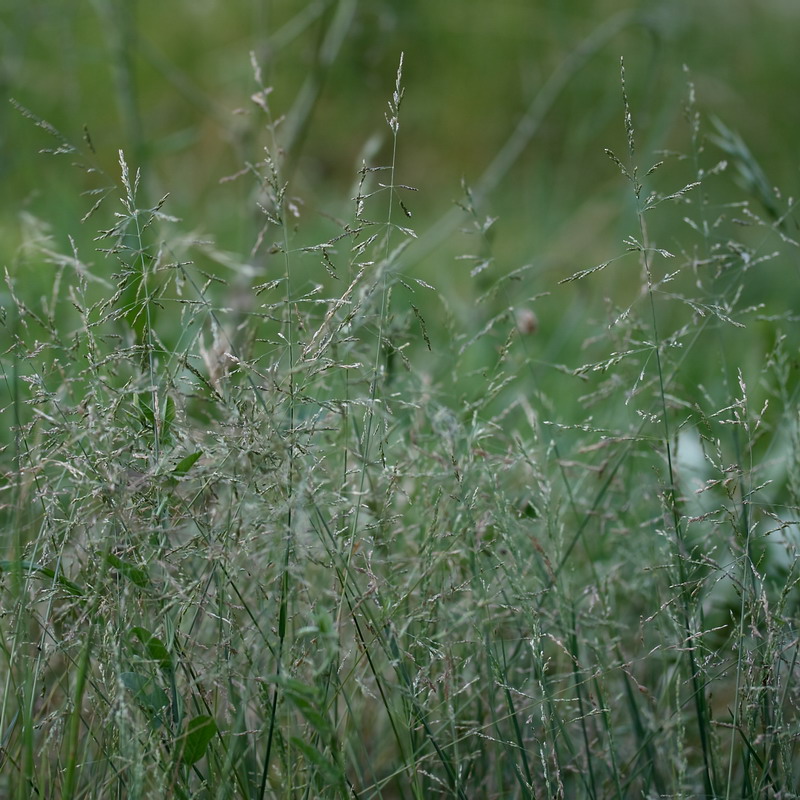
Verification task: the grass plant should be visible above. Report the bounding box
[2,40,800,800]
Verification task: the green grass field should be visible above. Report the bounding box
[2,2,800,797]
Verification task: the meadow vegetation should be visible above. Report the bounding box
[2,3,800,798]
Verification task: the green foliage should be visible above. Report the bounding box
[2,4,800,799]
[181,715,218,766]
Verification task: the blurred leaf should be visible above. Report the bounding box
[710,116,785,226]
[264,674,317,699]
[121,671,169,715]
[131,627,173,672]
[264,673,331,735]
[172,450,203,478]
[0,560,84,597]
[161,394,175,443]
[289,737,343,786]
[135,392,156,429]
[105,553,150,588]
[180,715,217,765]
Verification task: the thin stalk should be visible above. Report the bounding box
[493,638,536,797]
[258,72,297,800]
[61,620,95,800]
[568,608,598,800]
[338,53,405,625]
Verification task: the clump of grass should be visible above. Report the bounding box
[2,48,800,800]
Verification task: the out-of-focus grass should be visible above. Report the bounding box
[3,1,798,271]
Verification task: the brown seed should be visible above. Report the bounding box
[516,308,539,335]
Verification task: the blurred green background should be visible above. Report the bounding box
[2,0,799,410]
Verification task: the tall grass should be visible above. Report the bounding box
[2,45,800,800]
